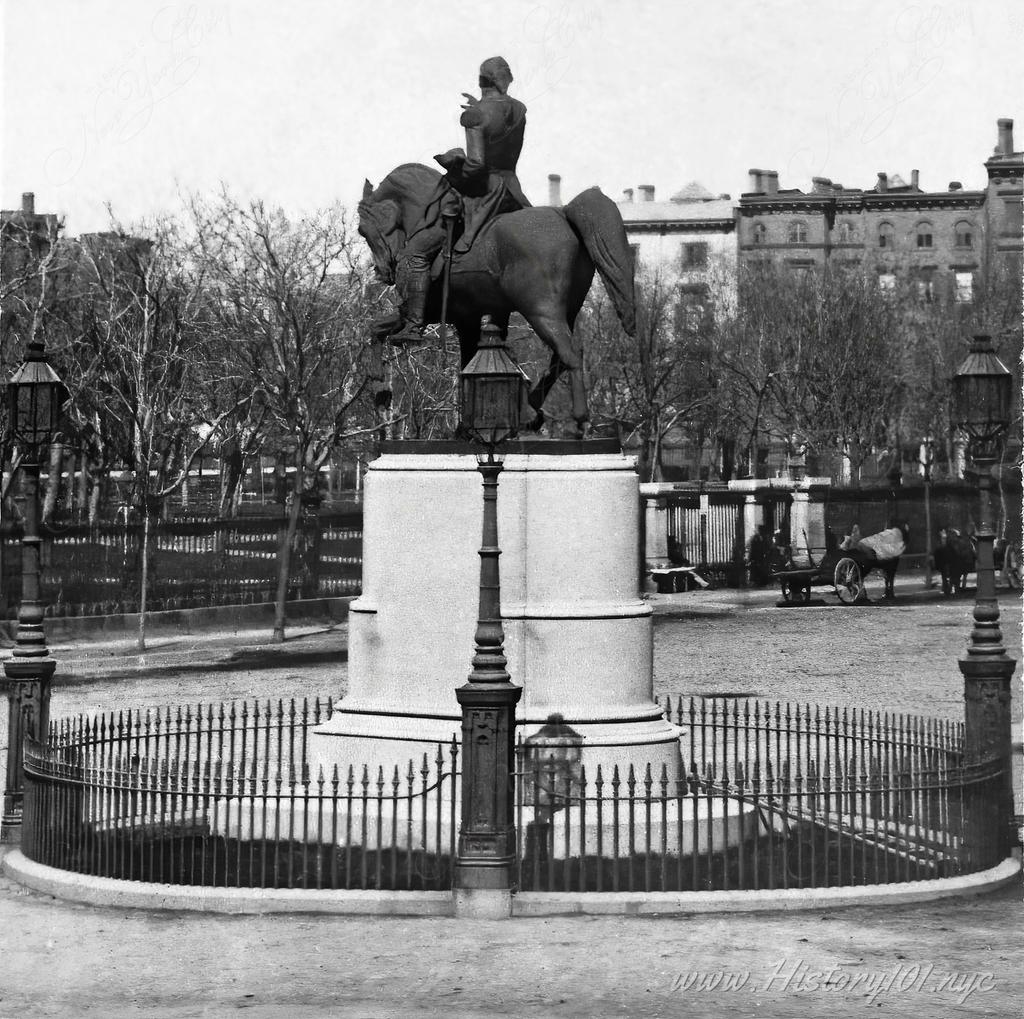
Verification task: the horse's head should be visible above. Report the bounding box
[357,179,404,286]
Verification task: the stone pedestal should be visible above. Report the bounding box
[311,441,681,783]
[639,483,671,584]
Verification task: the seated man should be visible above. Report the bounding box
[768,530,794,572]
[388,56,530,346]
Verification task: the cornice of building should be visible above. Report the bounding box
[861,191,986,210]
[739,191,987,215]
[626,220,735,234]
[986,161,1024,182]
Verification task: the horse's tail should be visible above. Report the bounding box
[563,187,636,336]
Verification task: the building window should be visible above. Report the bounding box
[837,221,854,243]
[915,222,933,248]
[675,300,704,334]
[916,273,935,302]
[954,221,974,248]
[955,271,974,303]
[878,272,896,293]
[878,222,895,248]
[752,222,766,245]
[788,221,808,244]
[681,241,709,269]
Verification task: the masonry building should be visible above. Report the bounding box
[737,118,1022,307]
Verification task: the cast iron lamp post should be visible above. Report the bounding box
[2,338,67,840]
[454,316,524,898]
[952,333,1016,856]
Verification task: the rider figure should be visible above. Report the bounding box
[388,56,530,345]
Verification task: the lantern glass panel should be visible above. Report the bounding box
[35,386,53,440]
[462,375,519,446]
[954,372,1012,442]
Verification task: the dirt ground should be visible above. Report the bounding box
[0,573,1021,1017]
[0,864,1019,1018]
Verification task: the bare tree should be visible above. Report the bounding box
[582,267,711,482]
[53,216,245,649]
[189,191,378,641]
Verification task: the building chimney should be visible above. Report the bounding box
[997,118,1014,156]
[764,171,779,196]
[811,176,832,194]
[638,184,655,202]
[622,188,634,203]
[21,192,34,215]
[948,181,963,192]
[910,169,919,190]
[748,168,764,193]
[547,173,562,207]
[876,172,888,193]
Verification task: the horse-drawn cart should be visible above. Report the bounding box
[773,527,907,605]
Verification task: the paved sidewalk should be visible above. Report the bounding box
[0,619,348,682]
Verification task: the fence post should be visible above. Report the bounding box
[454,453,521,918]
[1,459,57,843]
[960,461,1017,861]
[698,489,709,568]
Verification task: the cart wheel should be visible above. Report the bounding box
[1005,544,1022,590]
[834,558,863,604]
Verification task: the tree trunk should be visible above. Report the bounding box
[41,441,64,523]
[220,444,245,517]
[272,455,304,643]
[138,508,151,652]
[87,464,103,524]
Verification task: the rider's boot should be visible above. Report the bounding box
[389,268,430,345]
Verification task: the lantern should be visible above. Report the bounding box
[522,714,583,816]
[6,339,67,456]
[952,334,1012,459]
[459,317,524,447]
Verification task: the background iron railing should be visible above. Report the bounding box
[1,511,362,618]
[20,695,1007,895]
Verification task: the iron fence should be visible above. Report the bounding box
[513,696,1004,893]
[19,695,1007,896]
[22,697,458,890]
[664,492,748,584]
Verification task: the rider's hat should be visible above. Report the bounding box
[479,56,513,93]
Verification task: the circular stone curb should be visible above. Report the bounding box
[4,850,1018,917]
[1,851,453,916]
[513,858,1022,915]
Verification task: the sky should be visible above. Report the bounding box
[2,0,1022,234]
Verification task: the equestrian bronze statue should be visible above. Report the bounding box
[358,56,635,435]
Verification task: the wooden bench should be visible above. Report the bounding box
[650,566,709,593]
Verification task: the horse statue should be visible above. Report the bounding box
[358,163,636,435]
